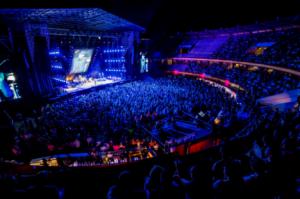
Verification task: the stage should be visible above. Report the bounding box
[64,78,121,93]
[50,78,130,102]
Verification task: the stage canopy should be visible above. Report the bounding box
[0,8,144,32]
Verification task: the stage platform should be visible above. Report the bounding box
[50,78,130,102]
[64,79,119,93]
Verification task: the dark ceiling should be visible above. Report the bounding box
[0,8,144,32]
[2,0,300,34]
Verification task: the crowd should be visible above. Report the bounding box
[1,37,300,197]
[184,62,299,99]
[0,76,241,163]
[1,103,298,199]
[213,28,300,70]
[0,71,299,198]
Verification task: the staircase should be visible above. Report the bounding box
[187,35,229,58]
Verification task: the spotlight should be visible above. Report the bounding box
[214,118,221,125]
[224,80,230,86]
[199,73,205,78]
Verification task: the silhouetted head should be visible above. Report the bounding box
[149,165,165,184]
[118,170,132,186]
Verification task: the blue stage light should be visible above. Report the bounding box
[49,51,60,55]
[51,65,63,69]
[52,77,66,83]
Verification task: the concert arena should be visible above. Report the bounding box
[0,3,299,199]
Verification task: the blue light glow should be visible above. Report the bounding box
[51,65,63,69]
[103,48,126,53]
[105,59,126,63]
[52,77,67,83]
[49,51,60,55]
[105,69,126,72]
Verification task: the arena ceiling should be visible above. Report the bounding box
[0,8,144,32]
[0,0,299,34]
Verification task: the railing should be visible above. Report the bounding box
[166,70,245,91]
[140,125,166,152]
[171,57,300,77]
[30,147,157,167]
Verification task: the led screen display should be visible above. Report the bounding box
[70,49,93,74]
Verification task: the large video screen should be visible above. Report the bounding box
[0,72,21,102]
[140,52,149,73]
[70,49,93,74]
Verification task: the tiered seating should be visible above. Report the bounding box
[187,35,229,58]
[213,27,300,70]
[178,18,300,71]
